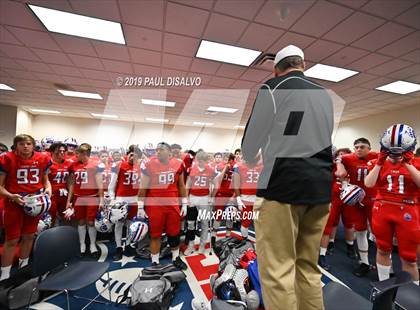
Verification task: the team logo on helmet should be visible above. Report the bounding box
[23,193,51,217]
[127,219,148,243]
[95,210,113,233]
[380,124,417,155]
[108,200,129,224]
[340,184,365,206]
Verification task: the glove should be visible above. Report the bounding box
[180,198,188,217]
[377,150,389,166]
[402,151,414,164]
[236,196,245,211]
[137,200,148,219]
[63,208,74,220]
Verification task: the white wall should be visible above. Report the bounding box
[16,108,33,134]
[333,104,420,151]
[31,115,243,152]
[0,104,17,146]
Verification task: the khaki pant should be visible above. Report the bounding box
[254,197,330,310]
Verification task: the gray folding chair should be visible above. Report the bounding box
[27,226,111,310]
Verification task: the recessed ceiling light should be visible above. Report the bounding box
[375,81,420,95]
[305,64,359,82]
[28,4,125,44]
[235,125,245,129]
[196,40,261,66]
[0,83,16,91]
[30,109,61,114]
[141,99,176,107]
[58,89,102,100]
[193,122,214,126]
[207,106,238,113]
[91,113,118,119]
[145,117,169,123]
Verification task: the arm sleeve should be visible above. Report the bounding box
[241,84,275,162]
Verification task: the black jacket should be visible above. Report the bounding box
[242,70,333,205]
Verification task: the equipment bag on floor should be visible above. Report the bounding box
[0,265,40,309]
[117,263,186,310]
[218,239,255,271]
[211,298,246,310]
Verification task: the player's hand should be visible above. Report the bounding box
[180,204,188,217]
[377,150,389,166]
[63,207,74,220]
[137,207,148,219]
[402,151,414,164]
[44,188,52,198]
[9,194,25,205]
[236,196,245,212]
[99,198,105,210]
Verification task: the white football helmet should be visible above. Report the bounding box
[94,210,113,233]
[37,213,52,233]
[340,184,366,206]
[143,142,156,157]
[380,124,417,155]
[127,219,148,243]
[64,137,78,148]
[23,193,51,217]
[108,200,129,224]
[225,203,240,222]
[41,136,56,150]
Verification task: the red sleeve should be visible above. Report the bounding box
[367,159,377,171]
[68,162,75,174]
[341,154,352,167]
[0,153,10,175]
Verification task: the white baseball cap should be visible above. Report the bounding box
[274,45,304,67]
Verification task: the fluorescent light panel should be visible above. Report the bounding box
[193,122,214,126]
[145,118,169,123]
[28,4,125,44]
[376,81,420,95]
[305,64,359,82]
[30,109,60,114]
[141,99,176,107]
[91,113,118,119]
[207,106,238,113]
[58,89,102,100]
[196,40,261,66]
[0,83,15,91]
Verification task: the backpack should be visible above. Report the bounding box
[0,265,40,309]
[218,240,255,272]
[117,264,186,310]
[136,235,172,260]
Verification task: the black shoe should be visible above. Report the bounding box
[151,262,159,266]
[353,263,370,277]
[326,242,334,255]
[123,245,137,257]
[113,247,123,261]
[90,249,101,260]
[318,255,330,271]
[173,257,187,270]
[211,236,216,249]
[346,244,358,259]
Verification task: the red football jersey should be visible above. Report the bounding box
[142,157,183,206]
[0,151,51,194]
[101,162,112,190]
[65,153,77,163]
[215,162,235,195]
[233,162,263,196]
[368,159,419,203]
[49,158,72,193]
[189,164,216,196]
[341,152,377,198]
[113,160,141,197]
[69,158,104,196]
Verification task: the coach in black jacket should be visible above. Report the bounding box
[242,45,334,310]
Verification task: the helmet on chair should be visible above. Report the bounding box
[23,193,51,217]
[340,184,365,206]
[37,213,52,233]
[94,210,113,233]
[108,200,129,224]
[127,219,148,243]
[380,124,416,156]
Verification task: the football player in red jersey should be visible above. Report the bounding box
[65,143,105,259]
[137,142,188,270]
[209,152,223,170]
[0,134,52,280]
[99,150,112,192]
[234,148,242,163]
[0,143,8,234]
[232,156,263,239]
[64,137,78,162]
[415,148,420,268]
[108,146,142,261]
[365,125,419,283]
[336,138,378,276]
[48,142,72,224]
[211,153,236,246]
[184,151,216,255]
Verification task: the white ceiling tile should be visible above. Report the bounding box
[323,46,370,67]
[119,0,164,30]
[133,64,161,76]
[204,13,249,45]
[366,59,412,76]
[377,32,420,57]
[14,59,53,73]
[70,0,121,22]
[0,57,25,70]
[0,25,23,45]
[102,59,133,74]
[329,0,369,9]
[165,2,209,37]
[231,80,257,89]
[171,0,214,10]
[387,64,420,80]
[214,0,263,19]
[394,3,420,29]
[360,0,416,20]
[240,68,270,82]
[162,54,191,71]
[352,22,414,51]
[31,48,73,65]
[347,53,392,71]
[269,31,316,54]
[255,0,315,30]
[209,76,235,88]
[190,59,221,75]
[291,0,353,37]
[2,68,36,80]
[49,64,83,78]
[0,0,44,30]
[163,33,200,57]
[5,26,61,51]
[0,43,41,61]
[80,68,110,81]
[68,54,104,70]
[216,63,247,79]
[238,23,283,51]
[124,24,162,51]
[93,41,130,61]
[400,49,420,63]
[304,40,344,62]
[129,47,161,66]
[53,34,97,57]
